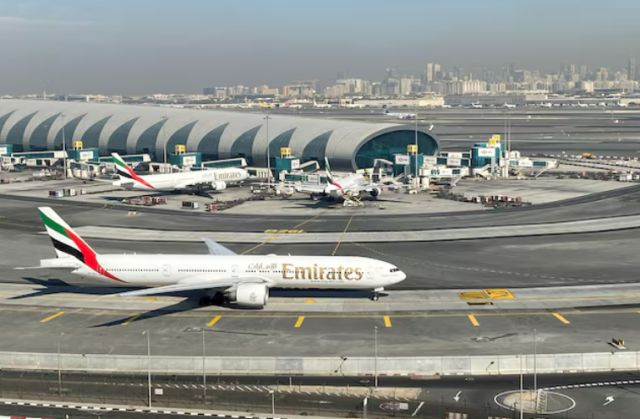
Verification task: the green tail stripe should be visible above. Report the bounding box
[113,157,127,168]
[40,211,69,239]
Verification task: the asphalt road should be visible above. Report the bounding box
[2,369,640,419]
[5,181,640,232]
[2,295,640,356]
[3,214,640,290]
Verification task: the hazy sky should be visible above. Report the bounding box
[1,0,639,95]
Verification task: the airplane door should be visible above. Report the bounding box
[162,264,171,277]
[231,265,239,277]
[366,267,375,280]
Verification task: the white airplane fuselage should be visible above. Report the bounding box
[72,254,405,290]
[324,174,367,198]
[114,168,247,191]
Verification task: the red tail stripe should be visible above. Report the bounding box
[124,165,155,189]
[63,227,125,283]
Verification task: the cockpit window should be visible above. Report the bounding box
[390,268,400,272]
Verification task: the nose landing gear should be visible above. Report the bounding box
[371,287,384,301]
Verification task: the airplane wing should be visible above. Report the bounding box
[293,184,327,194]
[352,183,382,192]
[114,276,267,297]
[202,238,237,256]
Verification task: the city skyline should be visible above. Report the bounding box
[1,0,640,94]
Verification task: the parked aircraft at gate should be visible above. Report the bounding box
[110,153,248,192]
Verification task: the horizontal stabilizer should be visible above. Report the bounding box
[14,257,82,270]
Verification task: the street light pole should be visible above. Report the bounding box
[414,102,418,190]
[143,331,152,407]
[534,328,538,395]
[269,390,275,416]
[374,326,378,388]
[57,333,64,397]
[61,113,67,179]
[264,115,271,182]
[519,354,524,419]
[202,327,206,405]
[161,116,168,169]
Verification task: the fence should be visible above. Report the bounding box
[1,351,639,376]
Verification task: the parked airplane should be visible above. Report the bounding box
[539,103,553,108]
[383,109,416,119]
[19,207,406,306]
[617,102,629,108]
[503,103,517,109]
[110,153,248,192]
[291,158,390,205]
[577,102,589,108]
[313,100,332,109]
[470,103,483,109]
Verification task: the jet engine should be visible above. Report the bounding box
[210,181,227,191]
[370,187,382,197]
[225,283,269,308]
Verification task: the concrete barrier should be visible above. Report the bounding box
[1,351,640,376]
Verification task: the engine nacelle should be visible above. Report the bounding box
[370,187,382,197]
[225,283,269,308]
[210,181,227,191]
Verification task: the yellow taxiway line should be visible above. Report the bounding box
[468,314,480,327]
[207,315,222,327]
[552,312,570,324]
[40,311,65,323]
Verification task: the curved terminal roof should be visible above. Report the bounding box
[0,100,440,170]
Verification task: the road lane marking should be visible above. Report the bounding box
[458,292,486,300]
[243,211,327,255]
[484,289,514,299]
[294,316,305,328]
[383,316,392,327]
[293,211,326,229]
[332,215,354,256]
[552,313,570,324]
[121,314,140,325]
[468,314,480,326]
[207,315,222,327]
[40,311,65,323]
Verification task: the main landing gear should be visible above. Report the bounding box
[371,287,384,301]
[198,291,224,306]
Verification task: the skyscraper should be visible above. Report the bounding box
[628,57,636,81]
[426,63,434,83]
[580,64,587,79]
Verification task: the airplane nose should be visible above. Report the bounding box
[396,271,407,283]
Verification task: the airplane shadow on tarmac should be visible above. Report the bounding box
[15,277,383,327]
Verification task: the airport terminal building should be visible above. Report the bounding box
[0,101,439,170]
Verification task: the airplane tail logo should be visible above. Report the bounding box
[324,157,344,194]
[38,207,124,282]
[324,157,334,183]
[111,153,155,189]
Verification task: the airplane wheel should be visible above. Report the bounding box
[371,294,379,302]
[210,292,225,305]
